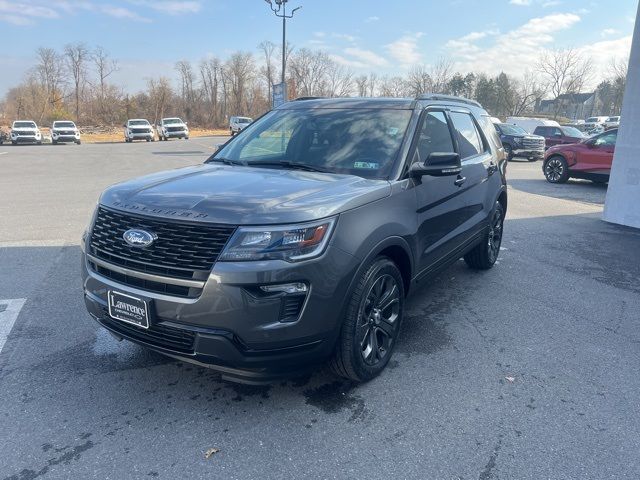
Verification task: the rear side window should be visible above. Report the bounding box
[415,111,455,162]
[534,126,546,136]
[594,131,617,146]
[449,112,483,159]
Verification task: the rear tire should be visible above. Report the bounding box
[11,141,17,145]
[329,257,405,383]
[464,201,504,270]
[544,155,569,184]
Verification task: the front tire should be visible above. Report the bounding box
[544,155,569,184]
[329,257,404,382]
[464,201,504,270]
[504,144,513,161]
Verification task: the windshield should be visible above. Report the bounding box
[129,120,150,126]
[607,117,619,121]
[14,121,36,128]
[53,121,75,128]
[163,118,182,124]
[586,118,600,123]
[213,108,412,179]
[562,126,585,137]
[499,124,527,136]
[238,118,252,124]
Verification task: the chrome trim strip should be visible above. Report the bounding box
[87,254,205,289]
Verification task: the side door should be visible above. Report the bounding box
[412,108,489,275]
[549,127,564,147]
[411,109,467,274]
[580,130,617,173]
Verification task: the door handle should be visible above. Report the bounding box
[487,162,497,175]
[454,176,466,187]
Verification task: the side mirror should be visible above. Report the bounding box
[123,124,127,128]
[410,152,461,178]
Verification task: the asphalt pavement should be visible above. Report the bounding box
[1,141,639,479]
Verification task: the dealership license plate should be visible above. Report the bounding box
[107,291,149,329]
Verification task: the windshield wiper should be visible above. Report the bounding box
[246,160,330,173]
[207,157,246,166]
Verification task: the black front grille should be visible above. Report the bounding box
[131,128,151,134]
[100,316,195,353]
[57,130,75,135]
[166,126,184,132]
[90,207,235,278]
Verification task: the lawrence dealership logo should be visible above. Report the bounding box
[123,229,156,247]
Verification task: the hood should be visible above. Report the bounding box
[100,164,391,225]
[163,123,187,128]
[12,127,39,133]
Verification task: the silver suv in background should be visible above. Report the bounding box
[10,120,42,145]
[51,120,81,144]
[124,119,155,142]
[156,117,189,141]
[229,116,253,136]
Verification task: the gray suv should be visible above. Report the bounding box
[81,95,507,383]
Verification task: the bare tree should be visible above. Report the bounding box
[258,41,277,99]
[406,65,432,97]
[91,46,119,123]
[147,77,173,124]
[354,75,368,97]
[200,57,221,125]
[288,48,331,97]
[176,60,197,120]
[511,70,546,115]
[430,57,454,94]
[34,47,65,121]
[537,48,593,118]
[223,52,256,115]
[379,76,408,97]
[64,43,89,122]
[325,63,353,97]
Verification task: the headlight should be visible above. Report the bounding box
[219,218,336,262]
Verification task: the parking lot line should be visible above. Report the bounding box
[0,298,26,354]
[0,152,8,155]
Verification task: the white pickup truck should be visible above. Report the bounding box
[124,119,155,142]
[156,117,189,141]
[51,120,81,144]
[10,120,42,145]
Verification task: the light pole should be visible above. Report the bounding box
[264,0,301,99]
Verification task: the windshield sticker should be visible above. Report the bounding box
[353,161,379,169]
[387,127,400,136]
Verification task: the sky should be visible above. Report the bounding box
[0,0,637,96]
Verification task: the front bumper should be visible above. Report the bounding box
[128,132,154,140]
[53,134,80,142]
[513,148,544,159]
[163,130,188,138]
[11,135,40,143]
[81,240,359,382]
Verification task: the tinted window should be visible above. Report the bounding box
[594,131,617,146]
[533,126,546,136]
[416,111,454,162]
[449,112,483,159]
[551,127,563,136]
[561,126,585,138]
[499,124,527,136]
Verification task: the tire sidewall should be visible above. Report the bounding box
[343,258,405,381]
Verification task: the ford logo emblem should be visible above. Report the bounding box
[123,229,156,247]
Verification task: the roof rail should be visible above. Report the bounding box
[415,94,481,108]
[293,96,326,101]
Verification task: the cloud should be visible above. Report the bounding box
[343,47,389,67]
[365,16,379,23]
[0,1,59,24]
[601,28,619,37]
[447,13,581,73]
[384,32,425,66]
[100,5,151,22]
[128,1,202,15]
[332,33,357,43]
[510,0,532,5]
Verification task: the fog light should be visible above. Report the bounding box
[260,282,308,294]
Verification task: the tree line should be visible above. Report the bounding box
[0,42,628,127]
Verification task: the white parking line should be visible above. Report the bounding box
[0,298,26,354]
[0,152,8,155]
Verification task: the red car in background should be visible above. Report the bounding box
[543,129,617,184]
[533,125,586,149]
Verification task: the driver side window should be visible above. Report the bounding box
[594,131,617,146]
[416,111,455,163]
